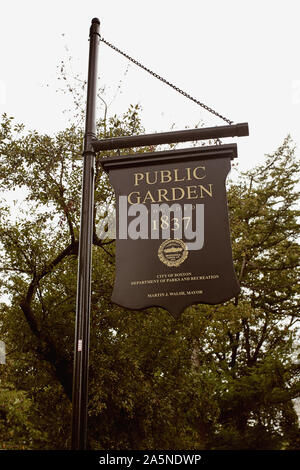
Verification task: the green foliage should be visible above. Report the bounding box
[0,105,299,450]
[0,384,43,449]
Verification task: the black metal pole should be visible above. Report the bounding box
[71,18,100,450]
[91,122,249,152]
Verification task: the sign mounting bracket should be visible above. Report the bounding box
[91,122,249,152]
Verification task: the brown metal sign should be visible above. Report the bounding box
[100,143,239,317]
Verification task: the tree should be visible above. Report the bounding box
[0,105,299,449]
[210,138,300,449]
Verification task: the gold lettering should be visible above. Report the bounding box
[134,173,144,186]
[174,168,185,182]
[128,191,141,204]
[171,187,185,200]
[143,190,156,203]
[129,180,214,204]
[186,185,198,199]
[198,184,213,198]
[145,171,158,185]
[157,188,170,202]
[160,170,172,183]
[193,166,206,180]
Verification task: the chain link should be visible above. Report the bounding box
[100,37,233,125]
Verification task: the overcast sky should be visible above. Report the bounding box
[1,0,299,172]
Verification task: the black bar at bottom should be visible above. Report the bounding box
[91,122,249,152]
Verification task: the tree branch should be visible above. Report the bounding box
[19,240,79,400]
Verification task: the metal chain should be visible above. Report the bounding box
[100,36,233,125]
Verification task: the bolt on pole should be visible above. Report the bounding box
[71,18,100,450]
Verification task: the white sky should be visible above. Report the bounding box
[0,0,300,172]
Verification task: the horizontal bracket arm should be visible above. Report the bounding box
[91,122,249,152]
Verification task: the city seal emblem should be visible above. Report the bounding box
[158,239,188,267]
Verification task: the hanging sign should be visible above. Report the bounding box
[100,143,239,317]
